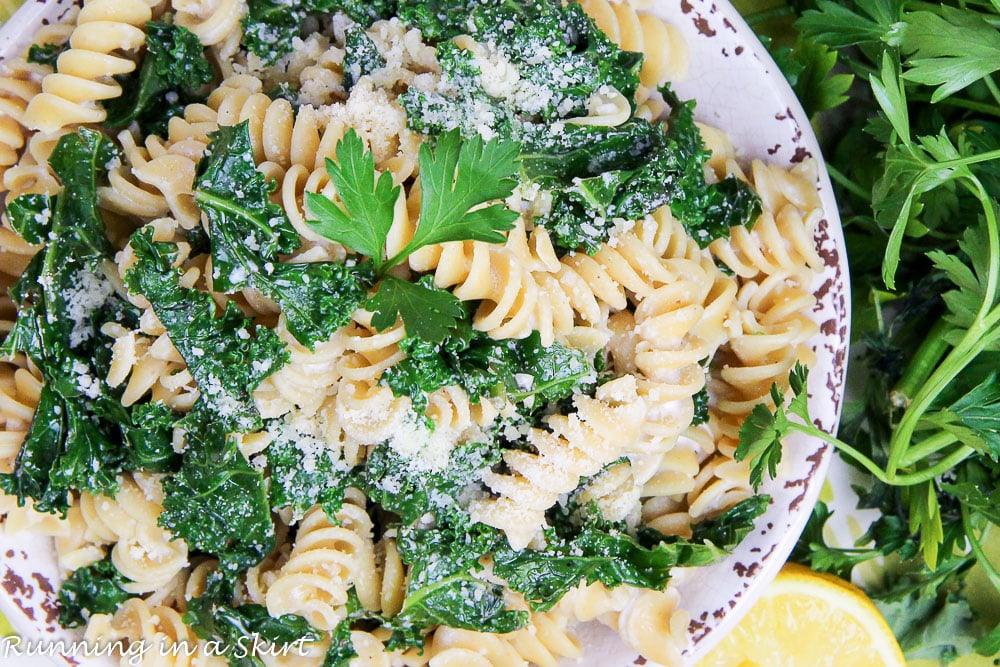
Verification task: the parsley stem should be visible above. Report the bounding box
[985,76,1000,111]
[887,177,1000,479]
[887,324,995,480]
[899,430,958,468]
[963,504,1000,594]
[893,318,952,403]
[936,148,1000,171]
[787,423,889,484]
[825,164,870,201]
[908,94,1000,117]
[892,446,975,486]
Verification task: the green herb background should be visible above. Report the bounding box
[728,0,1000,665]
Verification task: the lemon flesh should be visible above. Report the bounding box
[697,563,906,667]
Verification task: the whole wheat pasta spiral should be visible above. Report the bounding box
[24,0,155,133]
[578,0,689,87]
[80,474,189,594]
[85,597,226,667]
[53,502,108,573]
[611,586,689,667]
[640,426,709,538]
[254,319,349,419]
[711,271,818,444]
[0,359,41,473]
[471,375,648,549]
[265,489,378,630]
[710,160,825,278]
[426,616,581,667]
[171,0,244,47]
[0,58,50,183]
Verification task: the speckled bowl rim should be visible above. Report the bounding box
[0,1,850,665]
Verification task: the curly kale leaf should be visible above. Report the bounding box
[195,123,369,348]
[57,555,134,628]
[493,523,682,611]
[104,22,212,135]
[267,417,355,517]
[195,124,299,287]
[385,523,526,648]
[160,411,275,574]
[538,90,762,252]
[401,2,640,135]
[125,228,287,432]
[343,27,384,91]
[27,42,67,68]
[496,495,769,612]
[0,131,139,514]
[123,401,180,472]
[382,328,594,417]
[362,440,499,525]
[242,0,394,64]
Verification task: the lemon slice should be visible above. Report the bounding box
[696,563,905,667]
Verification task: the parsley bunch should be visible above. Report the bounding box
[736,0,1000,660]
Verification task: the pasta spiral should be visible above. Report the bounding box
[265,489,378,630]
[24,0,155,133]
[0,58,49,183]
[85,598,226,667]
[710,271,818,453]
[710,160,825,279]
[471,375,648,549]
[578,0,689,87]
[80,473,189,594]
[171,0,244,47]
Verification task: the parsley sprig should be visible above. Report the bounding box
[305,129,520,342]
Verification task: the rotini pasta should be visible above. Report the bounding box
[86,597,227,667]
[265,489,377,630]
[80,474,189,594]
[471,375,649,549]
[23,0,155,133]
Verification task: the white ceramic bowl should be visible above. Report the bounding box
[0,1,850,665]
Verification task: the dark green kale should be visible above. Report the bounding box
[159,410,276,574]
[121,401,180,472]
[401,8,758,254]
[537,89,762,253]
[325,520,524,659]
[104,22,213,136]
[241,0,394,65]
[496,495,769,612]
[381,328,593,417]
[124,227,287,432]
[0,130,139,514]
[382,523,526,649]
[362,440,499,525]
[27,42,67,68]
[195,123,370,348]
[326,441,522,654]
[267,417,355,516]
[57,555,134,628]
[241,0,311,65]
[401,2,641,135]
[343,26,384,91]
[692,386,709,426]
[185,573,321,667]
